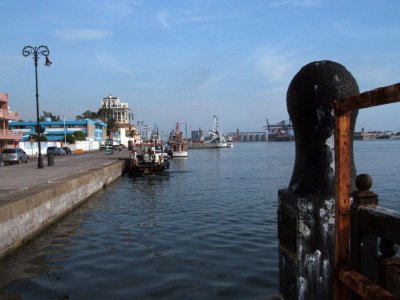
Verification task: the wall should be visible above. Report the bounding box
[16,141,100,155]
[0,159,125,260]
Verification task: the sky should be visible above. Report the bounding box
[1,0,400,135]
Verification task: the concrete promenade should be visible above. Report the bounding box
[0,149,129,196]
[0,149,129,260]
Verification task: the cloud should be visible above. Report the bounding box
[70,0,140,19]
[55,28,113,42]
[157,9,183,40]
[255,46,300,83]
[93,50,132,74]
[101,0,141,18]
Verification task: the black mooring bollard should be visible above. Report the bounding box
[278,60,359,300]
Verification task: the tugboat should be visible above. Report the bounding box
[168,123,188,158]
[127,143,170,176]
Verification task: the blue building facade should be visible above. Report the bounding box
[8,119,107,142]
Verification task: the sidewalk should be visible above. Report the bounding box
[0,149,129,199]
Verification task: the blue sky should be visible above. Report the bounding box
[1,0,400,134]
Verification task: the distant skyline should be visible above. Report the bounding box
[1,0,400,134]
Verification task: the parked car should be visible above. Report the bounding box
[58,148,66,155]
[62,147,72,155]
[47,146,63,156]
[1,148,29,164]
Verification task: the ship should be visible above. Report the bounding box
[168,122,188,157]
[264,119,294,142]
[188,115,232,149]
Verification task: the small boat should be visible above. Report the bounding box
[168,123,188,158]
[188,115,231,149]
[127,143,170,176]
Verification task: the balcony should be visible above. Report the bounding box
[0,129,22,141]
[0,108,19,121]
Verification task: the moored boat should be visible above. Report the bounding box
[188,115,231,149]
[168,123,188,157]
[127,143,170,176]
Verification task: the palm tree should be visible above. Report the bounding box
[75,110,99,120]
[29,134,47,142]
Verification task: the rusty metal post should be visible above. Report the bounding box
[279,60,359,299]
[350,174,379,299]
[378,255,400,297]
[334,111,352,300]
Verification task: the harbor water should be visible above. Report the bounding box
[0,141,399,299]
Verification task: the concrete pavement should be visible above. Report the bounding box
[0,149,128,260]
[0,149,129,199]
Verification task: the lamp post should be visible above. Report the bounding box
[22,45,52,169]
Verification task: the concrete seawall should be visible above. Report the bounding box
[0,159,125,260]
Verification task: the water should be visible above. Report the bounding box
[0,141,399,299]
[353,140,400,211]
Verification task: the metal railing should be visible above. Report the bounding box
[0,108,19,120]
[0,129,23,137]
[334,83,400,299]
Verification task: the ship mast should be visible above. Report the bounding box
[212,114,219,133]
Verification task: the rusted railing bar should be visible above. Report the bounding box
[355,206,400,244]
[339,267,397,299]
[334,113,351,300]
[335,83,400,115]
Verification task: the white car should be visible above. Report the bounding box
[1,148,29,164]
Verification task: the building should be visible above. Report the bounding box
[0,93,22,151]
[100,95,137,146]
[191,128,204,141]
[101,95,131,124]
[8,119,107,143]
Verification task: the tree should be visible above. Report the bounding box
[66,134,75,144]
[76,107,118,137]
[73,131,86,141]
[76,110,99,120]
[97,107,118,136]
[39,111,61,121]
[96,107,110,121]
[29,134,48,142]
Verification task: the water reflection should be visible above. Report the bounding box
[170,157,188,172]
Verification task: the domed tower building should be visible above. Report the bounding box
[100,95,137,146]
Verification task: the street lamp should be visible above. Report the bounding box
[22,45,52,169]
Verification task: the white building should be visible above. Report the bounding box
[101,95,131,124]
[100,95,138,147]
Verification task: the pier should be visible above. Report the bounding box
[0,150,128,260]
